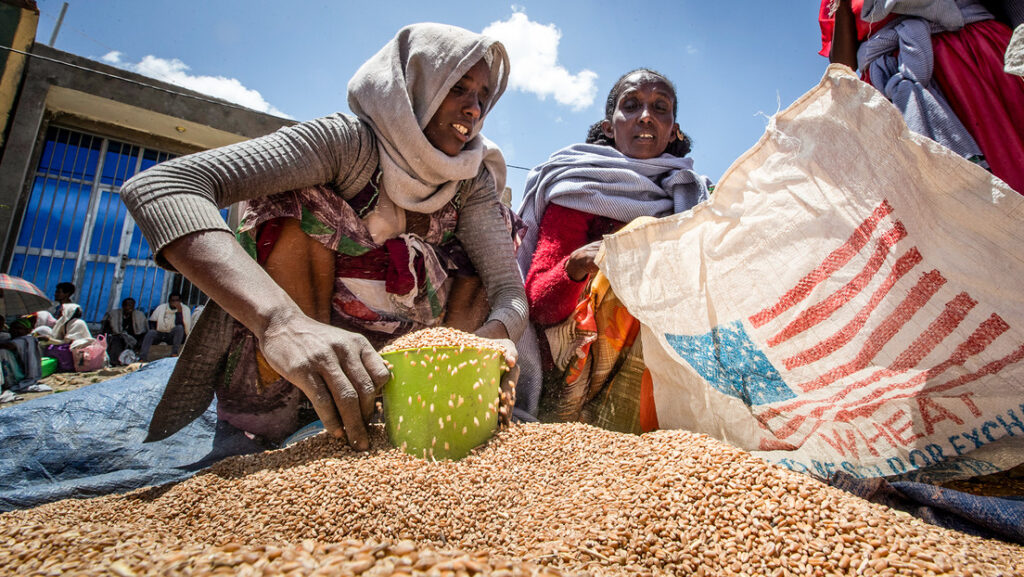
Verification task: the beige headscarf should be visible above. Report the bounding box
[347,23,509,214]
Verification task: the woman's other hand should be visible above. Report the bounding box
[259,309,391,450]
[565,240,602,282]
[472,320,517,426]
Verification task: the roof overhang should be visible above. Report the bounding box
[45,85,251,150]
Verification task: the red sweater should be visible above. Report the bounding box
[525,204,624,326]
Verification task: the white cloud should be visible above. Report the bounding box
[686,44,699,55]
[101,52,291,118]
[483,12,597,111]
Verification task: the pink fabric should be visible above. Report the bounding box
[384,237,425,295]
[931,19,1024,194]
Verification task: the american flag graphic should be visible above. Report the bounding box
[665,199,1024,461]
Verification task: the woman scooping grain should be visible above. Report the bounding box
[120,23,526,450]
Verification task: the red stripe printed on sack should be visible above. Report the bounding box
[742,198,1024,449]
[749,200,894,328]
[781,248,924,371]
[763,293,981,440]
[775,338,1020,449]
[832,313,1009,415]
[833,316,1015,417]
[769,292,978,416]
[767,222,908,347]
[833,342,1024,424]
[793,269,946,392]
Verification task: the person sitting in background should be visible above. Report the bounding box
[139,292,191,361]
[0,315,47,395]
[515,69,710,433]
[50,282,76,318]
[33,310,56,329]
[41,303,94,372]
[49,303,93,344]
[821,0,1024,194]
[102,297,148,365]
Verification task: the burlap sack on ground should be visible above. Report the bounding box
[600,65,1024,482]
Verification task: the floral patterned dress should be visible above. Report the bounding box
[209,168,520,442]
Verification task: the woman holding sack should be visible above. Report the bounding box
[821,0,1024,194]
[516,69,711,433]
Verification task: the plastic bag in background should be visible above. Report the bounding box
[118,349,138,366]
[600,66,1024,484]
[72,335,107,372]
[44,343,74,372]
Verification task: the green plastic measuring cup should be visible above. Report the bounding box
[381,346,504,460]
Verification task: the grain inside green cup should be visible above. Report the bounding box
[382,346,503,460]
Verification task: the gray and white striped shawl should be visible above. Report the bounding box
[857,0,992,162]
[516,143,710,276]
[860,0,972,28]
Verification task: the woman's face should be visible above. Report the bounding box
[601,73,679,159]
[424,59,492,156]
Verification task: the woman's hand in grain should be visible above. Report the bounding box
[473,320,515,362]
[258,308,391,450]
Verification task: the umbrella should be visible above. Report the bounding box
[0,274,53,319]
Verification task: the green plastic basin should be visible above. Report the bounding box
[381,346,504,460]
[40,356,57,377]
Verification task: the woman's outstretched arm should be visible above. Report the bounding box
[455,170,529,343]
[120,115,388,450]
[830,0,860,69]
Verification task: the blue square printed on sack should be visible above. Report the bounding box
[665,320,795,406]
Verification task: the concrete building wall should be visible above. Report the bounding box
[0,42,295,268]
[0,0,37,149]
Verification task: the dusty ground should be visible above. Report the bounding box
[0,342,175,408]
[0,362,144,408]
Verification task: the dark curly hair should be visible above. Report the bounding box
[586,68,692,157]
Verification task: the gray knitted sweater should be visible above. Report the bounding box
[120,113,527,340]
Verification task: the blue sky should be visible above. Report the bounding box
[34,1,828,208]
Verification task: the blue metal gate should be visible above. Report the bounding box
[7,126,221,324]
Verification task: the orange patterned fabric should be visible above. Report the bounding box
[540,260,658,434]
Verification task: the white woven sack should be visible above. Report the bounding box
[600,65,1024,482]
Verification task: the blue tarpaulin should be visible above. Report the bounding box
[830,472,1024,544]
[0,359,262,512]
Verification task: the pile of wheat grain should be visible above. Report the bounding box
[2,423,1021,576]
[381,327,506,354]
